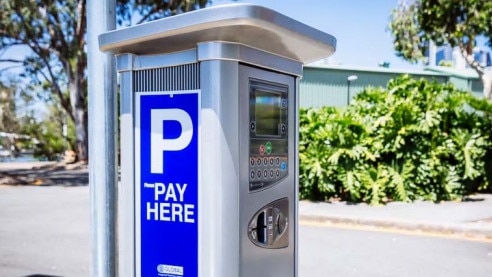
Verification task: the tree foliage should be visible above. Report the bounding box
[117,0,209,25]
[0,76,51,157]
[0,75,42,133]
[0,79,20,133]
[18,102,75,161]
[0,0,210,162]
[299,76,492,205]
[389,0,492,99]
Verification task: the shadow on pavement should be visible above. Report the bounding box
[0,162,88,187]
[462,195,486,202]
[23,275,64,277]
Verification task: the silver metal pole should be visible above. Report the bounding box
[87,1,117,276]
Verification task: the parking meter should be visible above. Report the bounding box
[99,4,336,277]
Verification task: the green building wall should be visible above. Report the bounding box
[425,66,483,99]
[300,64,482,108]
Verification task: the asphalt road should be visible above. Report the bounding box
[1,186,491,277]
[300,223,492,277]
[0,186,89,277]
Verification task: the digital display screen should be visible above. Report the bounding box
[255,90,281,136]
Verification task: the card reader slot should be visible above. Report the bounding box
[256,211,267,244]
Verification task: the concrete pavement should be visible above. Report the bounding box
[1,161,492,240]
[299,194,492,240]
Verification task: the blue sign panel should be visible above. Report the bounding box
[139,91,199,277]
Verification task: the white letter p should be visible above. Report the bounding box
[150,109,193,174]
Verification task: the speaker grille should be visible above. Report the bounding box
[133,63,200,92]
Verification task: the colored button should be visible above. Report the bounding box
[281,162,287,171]
[281,99,287,108]
[265,142,272,154]
[259,145,265,155]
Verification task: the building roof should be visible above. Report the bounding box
[423,66,480,79]
[305,63,447,77]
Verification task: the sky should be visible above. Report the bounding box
[0,0,413,118]
[1,0,412,72]
[213,0,416,69]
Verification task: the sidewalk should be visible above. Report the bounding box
[1,161,492,240]
[299,194,492,240]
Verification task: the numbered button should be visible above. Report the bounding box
[257,158,262,166]
[263,170,268,178]
[250,158,255,167]
[269,170,274,178]
[257,170,262,179]
[250,170,255,179]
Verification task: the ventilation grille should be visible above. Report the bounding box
[133,63,200,92]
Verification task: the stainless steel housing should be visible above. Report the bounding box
[99,4,336,277]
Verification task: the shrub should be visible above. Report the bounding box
[299,75,492,204]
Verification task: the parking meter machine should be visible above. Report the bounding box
[99,4,336,277]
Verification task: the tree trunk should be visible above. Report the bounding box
[69,75,88,162]
[458,44,491,101]
[483,72,492,101]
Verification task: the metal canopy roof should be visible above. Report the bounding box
[99,4,336,64]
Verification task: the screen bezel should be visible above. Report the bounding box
[249,80,288,139]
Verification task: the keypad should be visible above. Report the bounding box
[249,155,288,190]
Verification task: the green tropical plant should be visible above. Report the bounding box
[299,75,492,204]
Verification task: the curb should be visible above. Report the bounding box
[299,214,492,241]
